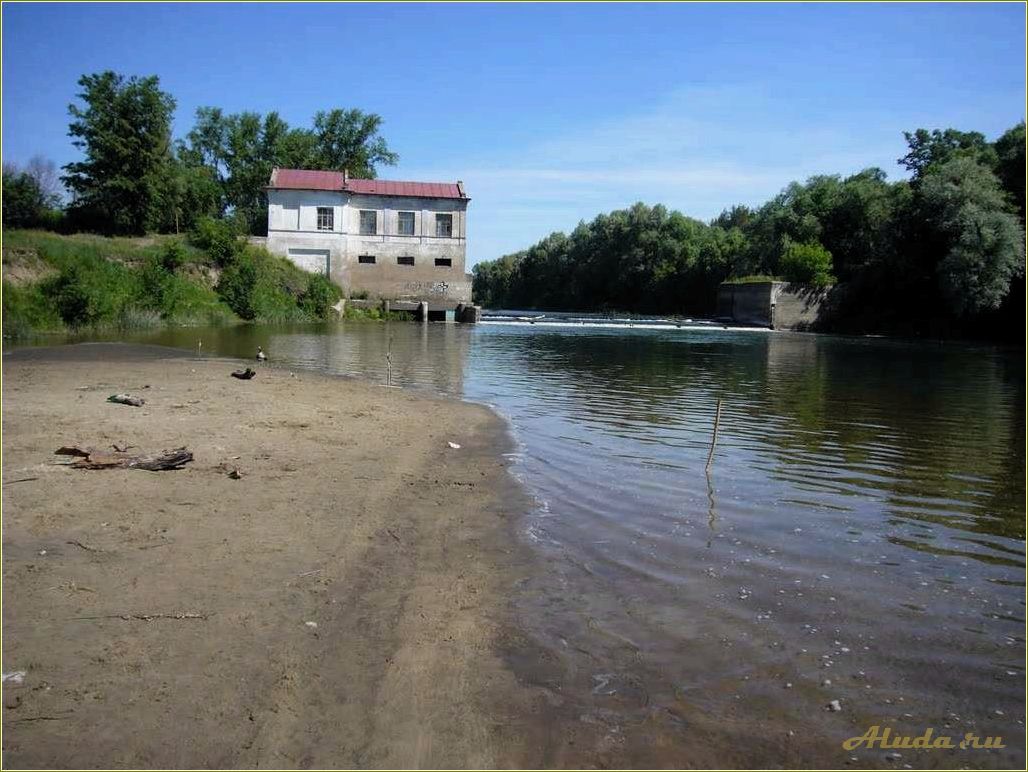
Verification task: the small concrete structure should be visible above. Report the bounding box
[265,168,480,318]
[717,281,831,331]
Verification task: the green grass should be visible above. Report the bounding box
[2,230,207,270]
[1,228,340,338]
[342,304,409,321]
[1,280,65,337]
[723,274,784,284]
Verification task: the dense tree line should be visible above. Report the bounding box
[473,123,1025,339]
[1,70,398,237]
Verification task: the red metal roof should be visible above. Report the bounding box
[267,168,467,199]
[269,168,346,191]
[345,178,465,199]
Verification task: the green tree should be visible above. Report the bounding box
[918,157,1025,315]
[62,71,176,234]
[778,241,836,285]
[898,128,997,180]
[713,204,753,230]
[2,165,50,228]
[180,106,397,235]
[156,158,223,233]
[818,168,906,281]
[993,122,1026,223]
[310,109,398,177]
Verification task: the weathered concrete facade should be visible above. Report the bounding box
[717,281,831,330]
[265,169,471,307]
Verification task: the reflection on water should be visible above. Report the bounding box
[13,321,1025,765]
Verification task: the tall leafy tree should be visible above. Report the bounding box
[157,159,224,233]
[179,106,397,234]
[310,109,398,177]
[993,121,1026,223]
[898,128,997,180]
[62,71,176,234]
[918,157,1025,315]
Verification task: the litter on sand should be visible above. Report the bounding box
[2,672,26,684]
[231,368,257,380]
[55,445,193,471]
[447,442,461,449]
[107,394,145,407]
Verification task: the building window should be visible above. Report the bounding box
[397,211,415,236]
[360,210,377,235]
[435,257,452,267]
[358,255,376,265]
[435,213,453,238]
[316,207,333,231]
[397,255,415,266]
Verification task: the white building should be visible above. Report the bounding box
[265,168,471,306]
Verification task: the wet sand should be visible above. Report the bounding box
[1,344,542,769]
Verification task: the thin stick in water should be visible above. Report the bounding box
[705,398,722,470]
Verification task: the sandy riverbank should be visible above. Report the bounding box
[1,343,543,769]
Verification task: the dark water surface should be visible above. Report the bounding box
[10,321,1025,766]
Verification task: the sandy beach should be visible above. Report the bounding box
[1,343,541,769]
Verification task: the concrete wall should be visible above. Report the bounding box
[717,282,831,330]
[265,190,470,306]
[717,283,774,326]
[268,189,347,233]
[771,284,832,331]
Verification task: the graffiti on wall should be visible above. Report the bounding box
[404,281,450,295]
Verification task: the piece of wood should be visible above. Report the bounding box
[705,398,723,471]
[58,446,193,471]
[107,394,145,407]
[126,448,194,471]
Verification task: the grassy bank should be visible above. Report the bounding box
[1,228,343,338]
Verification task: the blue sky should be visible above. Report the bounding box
[2,2,1025,265]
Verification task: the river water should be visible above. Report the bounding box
[10,319,1025,766]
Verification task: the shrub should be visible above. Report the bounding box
[138,256,173,311]
[191,216,242,267]
[299,274,340,317]
[2,170,51,229]
[159,239,187,272]
[1,280,65,337]
[778,241,836,286]
[215,250,261,319]
[724,274,783,284]
[44,267,101,326]
[216,246,342,322]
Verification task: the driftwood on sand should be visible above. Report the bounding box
[107,394,146,407]
[55,445,193,471]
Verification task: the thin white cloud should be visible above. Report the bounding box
[396,85,936,265]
